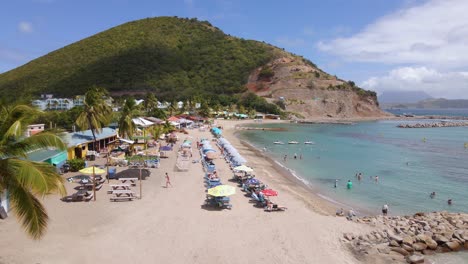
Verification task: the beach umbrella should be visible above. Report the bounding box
[207,185,236,197]
[233,165,253,172]
[261,189,278,197]
[79,167,106,175]
[245,178,260,185]
[79,166,106,201]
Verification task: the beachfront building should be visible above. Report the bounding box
[32,97,74,110]
[177,101,184,109]
[26,124,45,137]
[157,101,170,109]
[62,128,118,160]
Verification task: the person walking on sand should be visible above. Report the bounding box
[165,172,172,188]
[382,204,389,216]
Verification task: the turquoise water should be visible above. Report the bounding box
[239,120,468,215]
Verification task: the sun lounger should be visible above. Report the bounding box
[83,192,94,202]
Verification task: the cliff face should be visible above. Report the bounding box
[248,56,390,119]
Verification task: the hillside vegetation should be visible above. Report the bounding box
[0,16,386,118]
[0,17,282,101]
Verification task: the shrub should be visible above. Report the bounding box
[259,67,274,79]
[68,158,85,172]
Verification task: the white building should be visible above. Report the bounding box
[157,101,170,109]
[177,101,184,109]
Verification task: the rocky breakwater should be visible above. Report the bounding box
[343,212,468,263]
[397,121,468,128]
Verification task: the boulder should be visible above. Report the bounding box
[402,244,415,253]
[464,241,468,250]
[391,247,410,256]
[406,254,425,264]
[416,235,437,250]
[402,236,414,246]
[344,233,354,241]
[413,242,427,251]
[422,249,434,255]
[390,240,400,247]
[389,233,403,243]
[433,234,449,245]
[444,241,461,251]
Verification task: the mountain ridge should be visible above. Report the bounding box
[0,16,387,118]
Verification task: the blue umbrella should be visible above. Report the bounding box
[245,178,260,185]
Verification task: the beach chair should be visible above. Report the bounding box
[83,192,94,202]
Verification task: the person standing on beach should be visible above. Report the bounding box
[334,179,338,188]
[382,204,389,216]
[165,172,172,188]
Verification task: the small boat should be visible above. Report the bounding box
[304,141,315,145]
[288,141,299,144]
[273,141,285,145]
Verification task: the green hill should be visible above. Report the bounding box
[0,17,283,101]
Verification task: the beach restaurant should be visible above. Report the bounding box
[62,128,118,160]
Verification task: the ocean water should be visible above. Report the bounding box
[239,120,468,216]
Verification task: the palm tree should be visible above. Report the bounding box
[75,86,112,152]
[143,93,158,115]
[0,105,66,239]
[118,98,138,139]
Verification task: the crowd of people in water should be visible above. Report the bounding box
[333,173,455,219]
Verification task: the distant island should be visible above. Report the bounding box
[383,98,468,109]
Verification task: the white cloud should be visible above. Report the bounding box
[361,67,468,99]
[18,21,33,33]
[275,37,306,48]
[318,0,468,68]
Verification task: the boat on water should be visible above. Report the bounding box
[288,141,299,144]
[304,141,315,145]
[273,141,285,145]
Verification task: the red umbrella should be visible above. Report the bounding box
[261,189,278,197]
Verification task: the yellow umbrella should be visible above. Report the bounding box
[233,165,253,172]
[207,185,236,197]
[79,166,106,201]
[79,167,106,175]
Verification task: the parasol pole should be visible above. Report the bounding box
[106,144,110,184]
[139,156,143,199]
[92,165,96,201]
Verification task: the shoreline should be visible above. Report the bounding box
[220,119,379,217]
[235,133,374,216]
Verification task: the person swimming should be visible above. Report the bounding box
[430,192,436,199]
[347,180,353,189]
[334,179,338,188]
[448,199,453,205]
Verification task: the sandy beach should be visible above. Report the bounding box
[0,120,376,264]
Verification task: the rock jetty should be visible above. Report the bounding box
[397,121,468,128]
[343,212,468,263]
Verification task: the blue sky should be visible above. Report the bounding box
[2,0,468,98]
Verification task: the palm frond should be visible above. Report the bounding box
[8,178,49,240]
[6,158,66,196]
